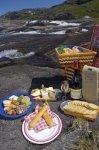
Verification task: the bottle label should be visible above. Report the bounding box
[70,88,82,99]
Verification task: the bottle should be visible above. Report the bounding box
[70,60,82,100]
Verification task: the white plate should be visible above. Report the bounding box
[22,112,62,144]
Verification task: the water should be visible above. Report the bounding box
[0,49,35,59]
[0,20,89,66]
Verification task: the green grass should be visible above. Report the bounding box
[3,0,99,20]
[50,0,99,19]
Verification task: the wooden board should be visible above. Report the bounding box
[31,88,62,101]
[32,96,57,101]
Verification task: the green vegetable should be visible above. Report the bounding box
[58,45,67,54]
[17,95,24,103]
[21,96,31,107]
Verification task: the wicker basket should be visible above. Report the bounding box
[55,46,96,80]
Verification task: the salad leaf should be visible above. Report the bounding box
[17,95,24,103]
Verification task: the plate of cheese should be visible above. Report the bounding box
[31,86,61,101]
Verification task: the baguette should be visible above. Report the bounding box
[69,100,99,110]
[29,104,48,128]
[64,109,97,121]
[64,104,98,115]
[64,102,98,121]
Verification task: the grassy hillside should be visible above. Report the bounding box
[1,0,99,20]
[50,0,99,18]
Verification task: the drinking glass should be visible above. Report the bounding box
[61,80,69,101]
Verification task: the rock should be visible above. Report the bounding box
[66,27,80,33]
[83,15,91,19]
[54,13,76,20]
[0,27,99,150]
[66,0,93,4]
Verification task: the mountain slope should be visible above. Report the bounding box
[50,0,99,19]
[1,0,99,20]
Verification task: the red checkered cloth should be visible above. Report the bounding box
[24,105,55,131]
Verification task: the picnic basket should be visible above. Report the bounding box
[55,45,96,80]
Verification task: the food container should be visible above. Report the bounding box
[82,65,99,102]
[55,45,96,80]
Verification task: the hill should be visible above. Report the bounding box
[1,0,99,20]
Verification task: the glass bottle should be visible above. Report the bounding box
[70,60,82,100]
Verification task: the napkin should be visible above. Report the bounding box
[25,105,55,131]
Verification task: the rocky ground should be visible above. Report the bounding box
[0,20,99,150]
[0,18,94,33]
[0,31,92,67]
[0,63,99,150]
